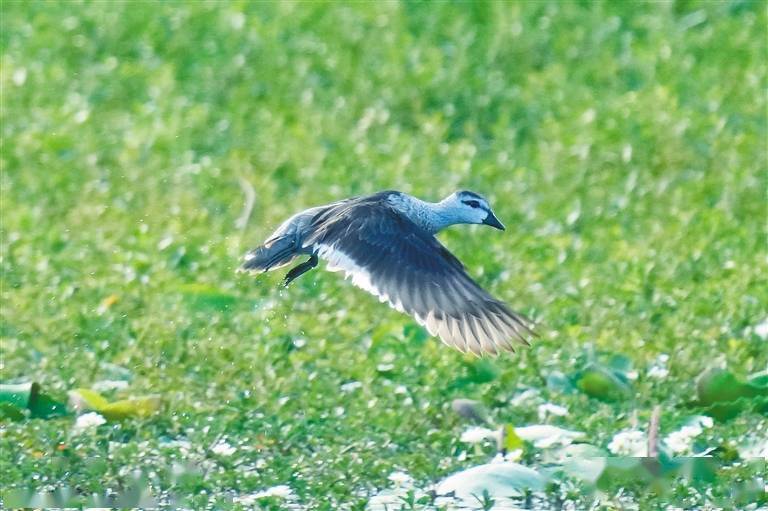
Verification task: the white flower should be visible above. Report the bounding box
[738,439,768,459]
[211,441,236,456]
[754,318,768,340]
[73,109,90,124]
[515,425,585,448]
[340,381,362,393]
[12,68,27,86]
[164,439,192,454]
[664,418,711,455]
[662,415,714,455]
[607,430,647,456]
[510,388,542,407]
[256,485,294,499]
[648,354,671,379]
[234,485,295,505]
[229,12,245,31]
[490,449,523,463]
[233,494,258,506]
[459,426,498,444]
[647,365,669,379]
[368,488,427,511]
[537,403,569,420]
[73,412,106,433]
[665,427,699,454]
[691,415,714,429]
[387,471,413,487]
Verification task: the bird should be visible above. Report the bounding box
[238,190,536,355]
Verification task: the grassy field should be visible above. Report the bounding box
[2,1,767,509]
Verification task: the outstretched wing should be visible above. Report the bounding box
[303,200,535,355]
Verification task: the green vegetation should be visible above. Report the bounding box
[2,1,766,508]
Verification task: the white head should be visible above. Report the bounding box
[438,190,505,230]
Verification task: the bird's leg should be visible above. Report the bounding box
[282,254,318,287]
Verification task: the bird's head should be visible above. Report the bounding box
[441,190,505,230]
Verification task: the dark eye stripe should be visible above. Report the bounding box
[463,200,481,208]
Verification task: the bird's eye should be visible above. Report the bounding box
[464,200,481,209]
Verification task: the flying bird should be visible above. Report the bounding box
[238,190,536,355]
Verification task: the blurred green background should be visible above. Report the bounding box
[1,0,766,508]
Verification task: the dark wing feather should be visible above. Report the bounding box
[303,198,535,355]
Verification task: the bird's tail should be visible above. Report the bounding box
[238,235,299,273]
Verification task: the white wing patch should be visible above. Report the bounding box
[315,243,406,313]
[312,243,533,356]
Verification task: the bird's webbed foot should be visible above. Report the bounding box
[282,254,319,287]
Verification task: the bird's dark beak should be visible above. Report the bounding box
[482,211,505,230]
